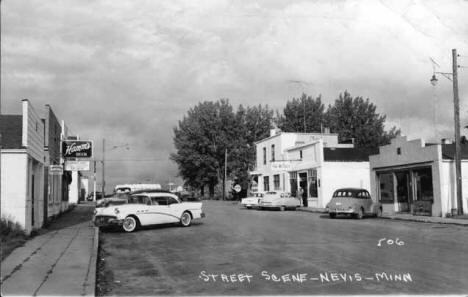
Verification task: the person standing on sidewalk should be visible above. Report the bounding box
[298,187,305,207]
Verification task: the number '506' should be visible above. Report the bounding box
[377,238,405,247]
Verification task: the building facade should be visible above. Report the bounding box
[251,130,372,208]
[1,100,46,234]
[44,104,64,219]
[369,136,468,217]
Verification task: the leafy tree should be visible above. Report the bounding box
[171,99,236,197]
[172,101,273,198]
[230,104,274,190]
[278,93,325,133]
[325,91,400,148]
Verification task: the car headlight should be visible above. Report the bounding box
[114,208,120,215]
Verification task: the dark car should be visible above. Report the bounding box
[326,188,382,219]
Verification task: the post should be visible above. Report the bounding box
[102,138,105,197]
[223,148,227,200]
[452,49,463,215]
[93,159,97,201]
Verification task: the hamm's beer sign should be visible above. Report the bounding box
[62,140,93,158]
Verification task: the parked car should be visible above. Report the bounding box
[326,188,382,219]
[87,191,103,201]
[95,193,130,208]
[241,192,264,209]
[94,191,205,232]
[258,191,300,211]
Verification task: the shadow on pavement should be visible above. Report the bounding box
[37,204,95,235]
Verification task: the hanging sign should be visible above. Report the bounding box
[62,140,93,159]
[65,160,90,171]
[49,165,63,175]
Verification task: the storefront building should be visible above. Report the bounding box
[369,136,468,217]
[1,100,45,234]
[251,130,372,208]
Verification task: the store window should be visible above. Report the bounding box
[263,147,266,165]
[290,172,298,197]
[273,174,280,190]
[271,144,275,161]
[378,173,394,203]
[263,176,270,191]
[413,167,433,202]
[308,169,318,198]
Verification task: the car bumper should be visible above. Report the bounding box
[94,216,123,227]
[328,208,355,214]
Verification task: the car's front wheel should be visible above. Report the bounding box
[180,211,192,227]
[329,213,336,219]
[279,206,285,211]
[122,216,138,232]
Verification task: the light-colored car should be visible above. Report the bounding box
[326,188,382,219]
[258,191,300,211]
[241,192,264,209]
[94,192,205,232]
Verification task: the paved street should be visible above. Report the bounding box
[98,200,468,295]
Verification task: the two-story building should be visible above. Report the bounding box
[369,136,468,217]
[251,129,373,208]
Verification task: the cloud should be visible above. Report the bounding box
[2,0,468,190]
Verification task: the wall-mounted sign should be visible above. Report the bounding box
[270,161,293,172]
[62,140,93,159]
[49,165,63,175]
[65,160,90,171]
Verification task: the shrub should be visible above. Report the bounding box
[1,216,26,238]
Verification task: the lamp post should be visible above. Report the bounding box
[430,48,463,215]
[101,139,130,197]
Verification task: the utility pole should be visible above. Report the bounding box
[223,148,227,200]
[93,159,97,201]
[452,49,463,215]
[102,138,105,197]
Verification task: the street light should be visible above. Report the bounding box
[430,48,463,215]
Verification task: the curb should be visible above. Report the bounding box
[298,208,468,226]
[83,226,99,296]
[381,216,468,227]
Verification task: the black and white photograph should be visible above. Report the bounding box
[1,0,467,296]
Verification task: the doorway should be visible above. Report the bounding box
[395,171,412,212]
[31,174,35,227]
[299,172,308,207]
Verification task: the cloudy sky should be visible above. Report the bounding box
[1,0,468,191]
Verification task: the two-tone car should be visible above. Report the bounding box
[258,191,300,211]
[240,192,264,209]
[94,191,205,232]
[326,188,382,219]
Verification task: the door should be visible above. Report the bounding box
[299,172,308,207]
[395,171,412,212]
[131,195,152,225]
[149,196,178,224]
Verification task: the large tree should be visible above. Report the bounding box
[172,100,273,198]
[325,91,400,148]
[277,93,325,133]
[171,100,237,197]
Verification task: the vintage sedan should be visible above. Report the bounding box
[258,191,300,211]
[326,188,382,219]
[240,192,264,209]
[94,192,205,232]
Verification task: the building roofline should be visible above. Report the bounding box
[254,131,338,145]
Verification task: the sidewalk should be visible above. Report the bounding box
[1,204,98,296]
[298,207,468,226]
